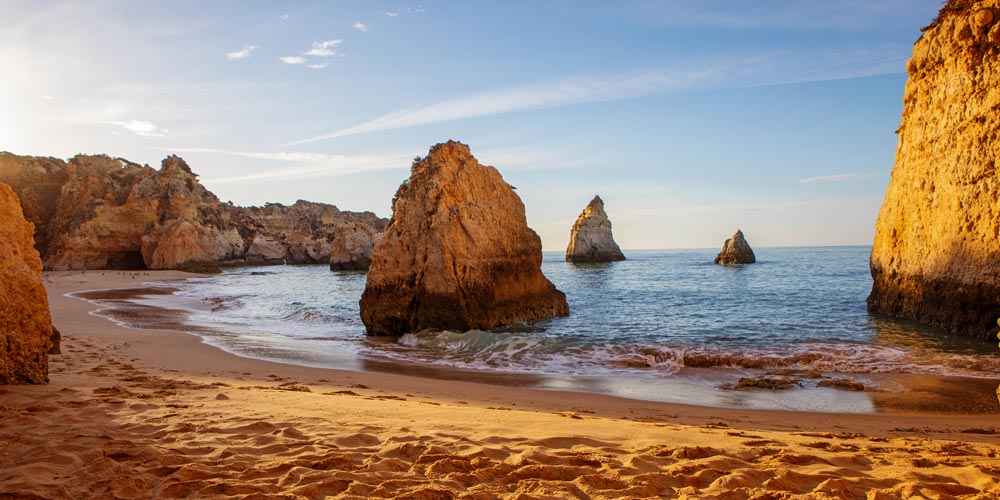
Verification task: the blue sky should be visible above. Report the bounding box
[0,1,941,249]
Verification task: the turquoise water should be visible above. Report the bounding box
[150,246,1000,383]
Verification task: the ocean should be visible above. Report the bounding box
[91,246,1000,413]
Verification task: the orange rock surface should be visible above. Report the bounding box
[565,195,626,263]
[360,141,569,335]
[868,0,1000,339]
[0,183,52,383]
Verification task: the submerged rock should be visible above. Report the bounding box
[360,141,569,336]
[868,0,1000,339]
[714,230,756,265]
[0,183,53,383]
[330,222,382,271]
[565,195,625,263]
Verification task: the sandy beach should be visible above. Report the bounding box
[1,270,998,499]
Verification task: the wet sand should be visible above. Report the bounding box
[1,270,999,498]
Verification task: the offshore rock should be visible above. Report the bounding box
[330,222,382,271]
[868,0,1000,340]
[714,230,756,265]
[0,183,53,383]
[565,195,626,263]
[360,141,569,336]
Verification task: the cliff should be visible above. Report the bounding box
[330,222,382,271]
[0,183,53,384]
[868,0,1000,339]
[0,152,387,272]
[565,195,626,263]
[714,230,756,265]
[360,141,569,336]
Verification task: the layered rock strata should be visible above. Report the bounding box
[868,0,1000,340]
[0,152,387,272]
[565,195,626,263]
[330,222,382,271]
[0,183,53,383]
[360,141,569,336]
[714,230,756,265]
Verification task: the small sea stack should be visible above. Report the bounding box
[359,141,569,336]
[714,230,756,265]
[329,222,381,271]
[566,195,625,263]
[868,0,1000,340]
[0,183,54,383]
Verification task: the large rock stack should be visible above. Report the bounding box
[0,184,53,383]
[868,0,1000,339]
[360,141,569,336]
[566,195,626,263]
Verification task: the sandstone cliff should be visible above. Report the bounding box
[868,0,1000,340]
[0,152,387,272]
[714,230,756,265]
[0,183,53,384]
[566,195,626,263]
[360,141,569,336]
[330,222,382,271]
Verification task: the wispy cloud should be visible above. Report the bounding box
[384,11,398,17]
[279,56,307,65]
[166,147,412,183]
[226,44,257,60]
[307,62,330,70]
[304,39,342,57]
[353,22,369,32]
[108,120,165,137]
[614,197,882,220]
[799,173,881,184]
[280,13,291,21]
[284,46,906,146]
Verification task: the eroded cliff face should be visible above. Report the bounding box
[329,222,382,271]
[360,141,569,336]
[0,183,53,384]
[566,195,626,263]
[0,152,387,272]
[868,0,1000,339]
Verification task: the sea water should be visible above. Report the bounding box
[110,247,1000,411]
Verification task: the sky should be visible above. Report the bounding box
[0,1,942,250]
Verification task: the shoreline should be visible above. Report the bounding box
[1,270,998,498]
[70,271,1000,416]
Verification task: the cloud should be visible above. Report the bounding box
[353,22,369,32]
[166,147,413,183]
[279,56,307,65]
[304,39,342,57]
[109,120,165,137]
[384,11,398,17]
[280,14,291,21]
[308,62,330,69]
[284,46,906,145]
[799,173,881,184]
[614,197,881,220]
[226,44,257,60]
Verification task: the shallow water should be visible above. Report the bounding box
[82,246,1000,413]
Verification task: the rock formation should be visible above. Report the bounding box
[565,195,626,263]
[330,222,382,271]
[0,152,387,272]
[0,183,53,383]
[714,230,756,265]
[868,0,1000,340]
[360,141,569,336]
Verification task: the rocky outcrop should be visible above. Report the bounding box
[714,230,756,265]
[868,0,1000,340]
[360,141,569,336]
[0,183,53,383]
[0,151,388,272]
[565,195,625,263]
[330,222,382,271]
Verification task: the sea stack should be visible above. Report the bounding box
[330,222,381,271]
[868,0,1000,340]
[359,141,569,336]
[0,183,53,383]
[565,195,625,263]
[714,230,756,265]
